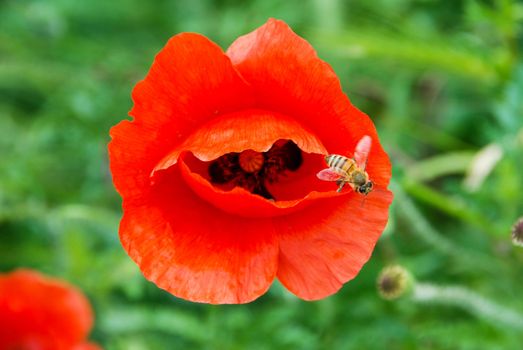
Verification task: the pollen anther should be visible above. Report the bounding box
[239,150,265,173]
[208,140,303,200]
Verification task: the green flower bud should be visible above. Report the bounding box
[377,265,413,300]
[512,217,523,247]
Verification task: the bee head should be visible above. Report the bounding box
[358,181,373,195]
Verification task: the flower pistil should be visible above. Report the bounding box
[208,140,302,200]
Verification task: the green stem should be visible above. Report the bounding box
[392,182,461,256]
[406,151,476,182]
[392,182,496,270]
[400,179,502,237]
[413,283,523,330]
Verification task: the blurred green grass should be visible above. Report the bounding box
[1,0,522,349]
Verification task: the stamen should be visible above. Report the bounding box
[208,154,239,184]
[207,140,303,200]
[239,150,264,173]
[264,140,302,182]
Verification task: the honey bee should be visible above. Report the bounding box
[316,135,373,195]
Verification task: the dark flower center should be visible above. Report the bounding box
[208,140,303,200]
[379,276,397,294]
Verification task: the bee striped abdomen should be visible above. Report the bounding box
[325,154,355,174]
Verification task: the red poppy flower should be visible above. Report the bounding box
[0,269,100,350]
[109,19,392,304]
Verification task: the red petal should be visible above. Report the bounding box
[109,32,253,201]
[152,109,326,172]
[276,189,393,300]
[120,165,279,304]
[226,19,391,187]
[0,269,94,348]
[150,109,347,218]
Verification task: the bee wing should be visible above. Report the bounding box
[354,135,372,169]
[316,168,345,182]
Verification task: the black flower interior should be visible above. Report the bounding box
[208,140,303,200]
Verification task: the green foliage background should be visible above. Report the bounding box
[1,0,522,348]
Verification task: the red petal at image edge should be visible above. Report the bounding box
[0,269,94,347]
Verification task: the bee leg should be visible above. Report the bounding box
[336,180,345,192]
